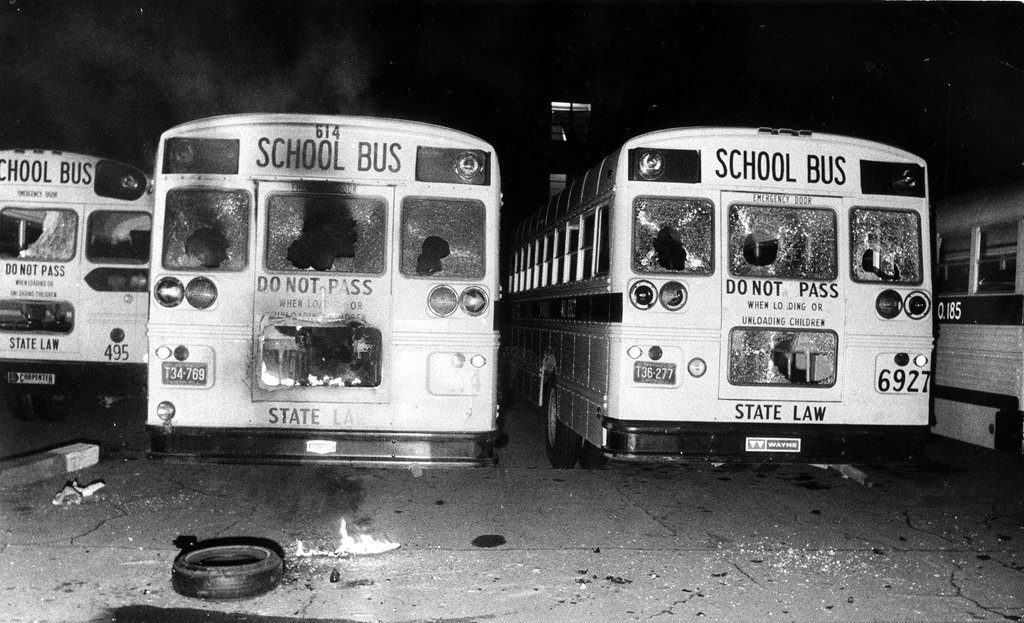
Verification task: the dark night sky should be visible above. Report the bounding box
[2,1,1023,227]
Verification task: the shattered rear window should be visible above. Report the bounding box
[729,204,836,280]
[163,189,249,271]
[729,328,837,387]
[0,207,77,261]
[265,193,386,274]
[850,208,922,284]
[633,196,714,274]
[260,320,382,388]
[86,211,151,265]
[401,198,485,279]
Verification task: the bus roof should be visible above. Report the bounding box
[159,114,494,151]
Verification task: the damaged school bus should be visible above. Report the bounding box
[147,114,500,466]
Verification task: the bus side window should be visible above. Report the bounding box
[86,211,152,264]
[6,209,78,262]
[936,233,970,294]
[977,222,1017,293]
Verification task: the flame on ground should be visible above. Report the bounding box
[294,517,400,558]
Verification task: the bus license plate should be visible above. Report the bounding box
[162,362,208,386]
[7,371,56,385]
[633,361,676,385]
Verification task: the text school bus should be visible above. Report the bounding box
[147,114,500,465]
[934,181,1024,453]
[0,150,152,420]
[503,127,932,468]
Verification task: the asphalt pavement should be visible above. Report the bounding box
[1,396,1022,623]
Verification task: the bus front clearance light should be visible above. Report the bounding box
[185,277,218,309]
[427,285,459,316]
[688,358,707,378]
[154,276,185,307]
[454,152,484,181]
[659,281,687,311]
[630,281,657,310]
[156,401,176,422]
[875,289,903,319]
[637,150,665,180]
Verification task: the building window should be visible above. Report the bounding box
[551,101,591,143]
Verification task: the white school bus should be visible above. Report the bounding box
[503,127,933,468]
[147,114,500,466]
[0,150,151,420]
[934,181,1024,453]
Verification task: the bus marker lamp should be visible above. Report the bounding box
[875,289,903,319]
[914,354,929,367]
[454,152,484,181]
[470,355,486,368]
[173,345,190,361]
[185,276,218,310]
[460,287,488,315]
[155,276,185,307]
[156,401,176,422]
[637,150,665,181]
[156,346,172,360]
[629,280,657,309]
[110,328,125,343]
[627,346,643,359]
[427,285,459,316]
[451,353,466,368]
[648,346,663,361]
[894,352,910,367]
[659,281,687,310]
[687,358,707,378]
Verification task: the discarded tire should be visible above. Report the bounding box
[171,540,284,600]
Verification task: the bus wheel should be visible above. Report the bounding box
[579,440,608,470]
[543,383,581,469]
[172,541,284,600]
[33,393,71,421]
[5,393,36,420]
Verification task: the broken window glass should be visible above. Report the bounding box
[0,208,77,261]
[850,208,921,284]
[633,197,713,274]
[86,211,151,265]
[401,198,485,279]
[729,328,837,387]
[729,205,836,280]
[266,193,386,274]
[163,189,249,271]
[259,320,382,388]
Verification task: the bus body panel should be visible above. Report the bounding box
[505,127,932,465]
[146,115,500,465]
[0,150,152,413]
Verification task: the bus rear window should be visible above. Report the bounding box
[850,208,922,284]
[163,189,249,271]
[729,328,837,387]
[401,198,485,279]
[266,193,386,274]
[633,197,713,275]
[729,205,836,280]
[86,211,151,265]
[0,208,77,261]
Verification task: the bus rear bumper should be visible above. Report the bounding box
[604,419,932,464]
[0,360,146,396]
[146,425,497,467]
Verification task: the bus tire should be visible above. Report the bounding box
[579,440,608,470]
[543,382,581,469]
[172,542,284,600]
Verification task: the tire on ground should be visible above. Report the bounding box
[172,540,284,600]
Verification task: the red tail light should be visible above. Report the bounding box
[875,289,903,319]
[154,276,185,307]
[427,285,459,316]
[185,277,218,309]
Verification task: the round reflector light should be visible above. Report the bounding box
[460,287,488,316]
[154,276,185,307]
[875,289,903,319]
[659,281,688,311]
[894,352,910,367]
[185,277,218,310]
[451,352,466,368]
[687,358,707,378]
[470,355,487,368]
[173,345,190,361]
[110,328,125,343]
[905,291,930,319]
[914,354,929,367]
[648,346,663,361]
[427,285,459,316]
[627,346,643,360]
[637,150,665,180]
[156,401,176,422]
[630,280,657,310]
[454,152,483,181]
[155,346,172,360]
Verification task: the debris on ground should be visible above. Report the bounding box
[52,479,105,505]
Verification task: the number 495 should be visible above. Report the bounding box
[104,344,129,361]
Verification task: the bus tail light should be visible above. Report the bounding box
[629,281,657,310]
[85,268,149,292]
[628,148,701,183]
[875,289,903,319]
[416,147,490,185]
[154,276,185,308]
[156,401,176,422]
[460,287,488,316]
[904,291,931,320]
[162,137,240,175]
[185,277,218,309]
[659,281,687,311]
[687,358,707,378]
[427,285,459,316]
